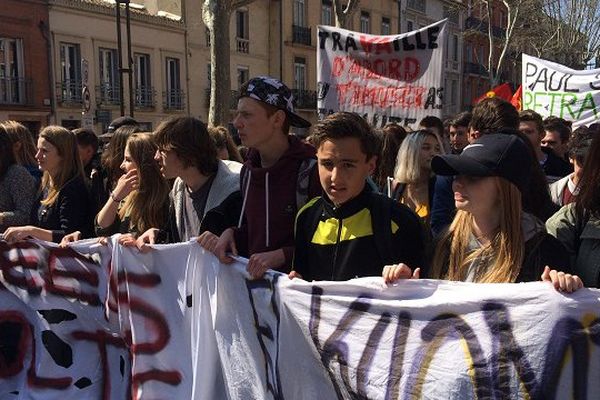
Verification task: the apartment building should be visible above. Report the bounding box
[0,0,52,135]
[48,0,187,132]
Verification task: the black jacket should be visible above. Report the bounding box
[292,187,426,281]
[36,175,94,242]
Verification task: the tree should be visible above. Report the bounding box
[202,0,256,126]
[332,0,360,28]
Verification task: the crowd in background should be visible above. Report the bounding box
[1,76,599,294]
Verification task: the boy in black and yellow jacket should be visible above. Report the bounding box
[289,112,426,282]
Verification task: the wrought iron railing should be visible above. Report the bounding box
[0,77,32,105]
[292,25,311,46]
[163,89,185,110]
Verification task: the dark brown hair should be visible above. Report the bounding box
[519,109,544,134]
[154,117,218,175]
[0,125,16,178]
[209,125,243,163]
[470,97,519,134]
[373,123,407,189]
[310,112,378,160]
[101,124,140,189]
[576,134,600,217]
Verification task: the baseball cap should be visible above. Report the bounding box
[432,132,532,193]
[99,116,138,140]
[239,76,311,128]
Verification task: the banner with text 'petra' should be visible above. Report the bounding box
[316,20,447,128]
[522,54,600,128]
[1,238,599,399]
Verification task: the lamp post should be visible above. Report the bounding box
[115,0,134,117]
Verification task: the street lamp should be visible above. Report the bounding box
[115,0,134,117]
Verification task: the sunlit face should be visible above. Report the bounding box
[317,138,376,207]
[154,145,184,179]
[452,175,499,216]
[419,135,442,171]
[35,137,62,176]
[519,121,543,148]
[449,125,469,153]
[120,144,138,173]
[232,97,284,150]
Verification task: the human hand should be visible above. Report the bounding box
[3,226,33,243]
[382,263,420,284]
[213,228,238,264]
[541,266,583,293]
[112,169,139,201]
[197,231,219,252]
[118,233,137,247]
[247,249,285,279]
[288,270,304,280]
[135,228,159,253]
[59,231,81,247]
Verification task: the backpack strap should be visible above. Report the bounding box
[296,158,317,210]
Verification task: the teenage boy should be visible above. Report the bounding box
[73,128,105,214]
[136,117,241,246]
[288,112,425,282]
[200,76,321,278]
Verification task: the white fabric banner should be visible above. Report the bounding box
[316,20,447,128]
[522,54,600,128]
[1,238,600,399]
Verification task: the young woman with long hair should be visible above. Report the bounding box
[0,125,37,231]
[4,126,93,242]
[95,133,170,240]
[383,133,582,292]
[546,133,600,288]
[391,130,442,226]
[1,120,41,181]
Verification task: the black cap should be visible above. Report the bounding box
[108,116,137,133]
[432,133,532,192]
[239,76,311,128]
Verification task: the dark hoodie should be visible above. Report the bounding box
[233,135,321,269]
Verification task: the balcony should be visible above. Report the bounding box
[163,89,185,111]
[464,62,488,76]
[57,81,82,105]
[0,77,32,106]
[96,84,121,106]
[236,37,249,53]
[134,86,155,109]
[292,89,317,110]
[465,17,506,39]
[292,25,311,46]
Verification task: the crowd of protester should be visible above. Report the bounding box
[1,75,599,294]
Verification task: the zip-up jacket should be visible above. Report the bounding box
[292,187,426,281]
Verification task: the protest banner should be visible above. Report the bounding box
[316,20,447,128]
[1,238,599,399]
[522,54,600,128]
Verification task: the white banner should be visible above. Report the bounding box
[522,54,600,128]
[316,20,447,128]
[1,238,600,399]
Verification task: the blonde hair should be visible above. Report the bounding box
[430,178,524,283]
[118,133,169,233]
[394,130,439,184]
[1,120,37,166]
[39,126,85,206]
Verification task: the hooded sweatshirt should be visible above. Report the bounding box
[233,135,321,269]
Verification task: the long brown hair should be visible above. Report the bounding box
[431,178,524,283]
[101,125,140,189]
[39,126,85,206]
[576,134,600,218]
[1,120,37,166]
[118,133,169,233]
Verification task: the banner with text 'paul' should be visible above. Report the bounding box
[317,20,447,128]
[522,54,600,128]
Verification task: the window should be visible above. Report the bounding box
[134,53,152,107]
[321,0,333,25]
[294,57,306,91]
[293,0,306,27]
[59,42,82,103]
[165,57,183,109]
[465,43,473,63]
[451,79,458,106]
[406,20,414,32]
[360,11,370,33]
[381,17,391,35]
[465,81,472,106]
[452,34,459,63]
[205,27,211,47]
[407,0,426,13]
[0,37,25,104]
[237,66,249,89]
[99,48,119,104]
[236,10,249,53]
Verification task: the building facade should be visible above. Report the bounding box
[0,0,52,135]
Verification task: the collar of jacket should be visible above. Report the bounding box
[322,185,372,220]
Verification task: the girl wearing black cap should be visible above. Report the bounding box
[383,133,583,292]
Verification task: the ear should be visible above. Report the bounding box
[272,109,287,131]
[468,129,480,143]
[367,155,377,175]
